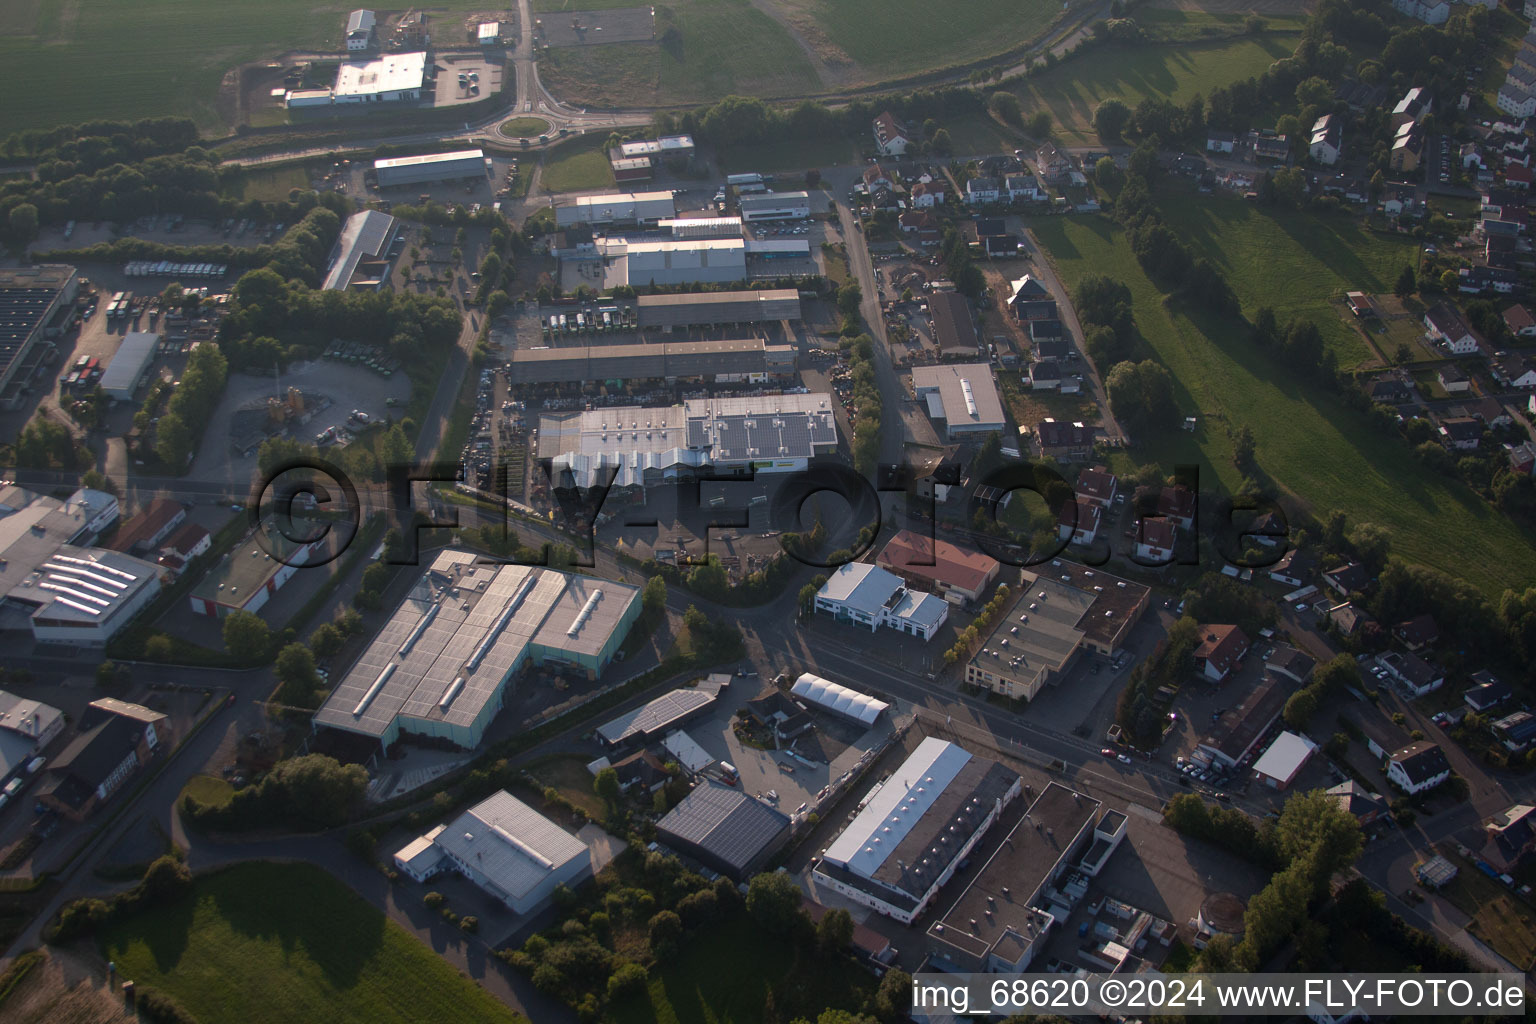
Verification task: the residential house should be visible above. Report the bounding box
[1032,338,1068,361]
[973,214,1005,237]
[609,749,672,794]
[743,691,814,742]
[1309,115,1342,165]
[1437,364,1471,393]
[1463,396,1512,428]
[1465,671,1511,713]
[1423,303,1480,355]
[1248,510,1286,548]
[1029,318,1065,342]
[908,180,944,207]
[1008,274,1050,306]
[1248,131,1290,163]
[1381,184,1420,217]
[35,699,170,821]
[1346,292,1376,318]
[1392,86,1431,128]
[1207,131,1236,154]
[346,9,377,51]
[1134,519,1177,563]
[862,164,893,191]
[1075,466,1118,507]
[1493,353,1536,388]
[1438,415,1483,451]
[155,521,211,579]
[1506,162,1533,189]
[1458,265,1519,294]
[1030,359,1062,390]
[1266,645,1316,686]
[1057,499,1102,546]
[1013,299,1058,322]
[1387,741,1451,794]
[1323,561,1369,597]
[899,209,941,245]
[1462,142,1485,171]
[1503,304,1536,337]
[1393,614,1439,652]
[1377,651,1444,698]
[1391,0,1450,24]
[1155,486,1196,530]
[1268,549,1317,587]
[1497,81,1536,119]
[1034,142,1073,185]
[109,498,186,556]
[1494,710,1536,751]
[872,112,910,156]
[1391,123,1424,174]
[1505,439,1536,475]
[965,177,1002,205]
[1347,711,1409,760]
[1327,780,1388,827]
[1477,805,1536,874]
[1194,624,1250,682]
[1035,419,1095,460]
[1005,174,1042,202]
[1367,377,1414,405]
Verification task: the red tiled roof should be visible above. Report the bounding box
[109,498,183,552]
[1196,624,1250,676]
[1076,466,1117,503]
[161,521,209,557]
[877,529,999,594]
[1137,519,1176,550]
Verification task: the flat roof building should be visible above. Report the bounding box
[315,550,641,751]
[618,135,695,160]
[812,737,1023,924]
[965,562,1150,701]
[333,50,426,102]
[0,265,78,409]
[554,190,676,228]
[189,521,327,618]
[432,790,593,914]
[657,216,742,240]
[0,690,65,785]
[99,332,158,401]
[812,562,950,642]
[322,210,398,291]
[636,288,801,328]
[374,149,486,188]
[598,237,747,288]
[508,339,787,386]
[737,191,811,222]
[656,781,791,879]
[911,363,1006,440]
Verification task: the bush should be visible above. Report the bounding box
[424,891,446,908]
[135,987,203,1024]
[607,960,648,1000]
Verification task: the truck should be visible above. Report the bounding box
[726,173,763,187]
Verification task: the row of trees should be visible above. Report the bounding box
[842,333,883,477]
[154,343,228,469]
[944,584,1013,667]
[180,753,368,831]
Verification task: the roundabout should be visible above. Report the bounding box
[498,116,551,139]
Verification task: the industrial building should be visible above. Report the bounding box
[0,265,78,409]
[929,291,979,357]
[636,289,801,328]
[911,363,1006,440]
[374,149,486,188]
[737,191,811,222]
[0,691,64,789]
[314,550,641,752]
[656,781,791,879]
[790,673,888,727]
[875,530,999,606]
[595,677,727,749]
[396,790,593,914]
[98,332,159,401]
[189,522,327,618]
[1252,731,1317,790]
[541,392,839,489]
[0,485,160,646]
[617,135,695,161]
[108,498,186,556]
[812,562,950,641]
[610,158,653,182]
[927,782,1115,972]
[597,237,746,288]
[322,210,398,291]
[507,339,793,386]
[346,9,376,50]
[35,698,169,821]
[287,51,427,107]
[811,737,1023,924]
[554,190,676,228]
[1195,677,1287,769]
[657,217,742,240]
[964,562,1150,701]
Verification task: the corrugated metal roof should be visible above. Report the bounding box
[656,782,790,874]
[436,791,588,900]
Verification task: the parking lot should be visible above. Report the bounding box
[536,7,656,47]
[434,55,504,109]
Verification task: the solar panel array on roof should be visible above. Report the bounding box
[0,266,73,387]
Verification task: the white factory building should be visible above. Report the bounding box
[599,238,747,288]
[554,190,676,228]
[393,789,593,913]
[99,332,159,401]
[618,135,695,160]
[313,550,641,752]
[811,737,1023,924]
[286,51,426,107]
[738,191,811,221]
[911,363,1007,440]
[540,392,839,489]
[374,149,486,188]
[812,562,951,641]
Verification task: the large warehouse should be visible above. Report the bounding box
[322,210,398,291]
[738,191,811,221]
[595,679,726,749]
[911,363,1006,440]
[374,149,486,188]
[554,190,676,228]
[287,51,427,107]
[314,550,641,752]
[599,238,747,288]
[618,135,695,161]
[929,291,980,357]
[541,392,839,489]
[189,523,326,618]
[0,264,78,410]
[507,339,792,386]
[657,782,791,879]
[407,790,593,914]
[658,217,742,240]
[812,737,1023,924]
[636,289,801,328]
[99,332,159,401]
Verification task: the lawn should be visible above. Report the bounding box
[1434,849,1536,971]
[540,134,616,192]
[499,117,551,138]
[1011,32,1300,145]
[805,0,1060,79]
[1032,213,1536,599]
[536,0,820,108]
[98,862,524,1024]
[178,774,234,809]
[526,754,608,819]
[0,0,497,135]
[610,913,872,1024]
[1155,192,1417,369]
[232,164,310,203]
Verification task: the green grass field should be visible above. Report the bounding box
[1157,193,1416,368]
[807,0,1060,77]
[232,164,310,203]
[99,862,523,1024]
[178,774,235,809]
[536,0,820,108]
[1033,213,1536,598]
[499,117,551,138]
[0,1,497,135]
[540,133,616,192]
[1012,32,1300,145]
[611,914,872,1024]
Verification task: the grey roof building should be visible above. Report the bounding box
[656,781,792,879]
[432,790,593,914]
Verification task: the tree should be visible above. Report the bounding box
[1106,360,1177,436]
[1093,99,1131,140]
[274,642,321,706]
[1027,111,1052,138]
[1234,426,1256,473]
[873,969,914,1021]
[8,203,39,242]
[1283,689,1317,728]
[222,610,270,662]
[836,282,863,319]
[1276,788,1363,898]
[155,411,193,469]
[263,754,368,827]
[95,660,122,688]
[642,575,666,618]
[309,622,344,661]
[930,128,953,156]
[988,92,1022,126]
[816,906,854,953]
[594,766,621,809]
[746,871,805,934]
[1095,156,1123,192]
[647,909,683,957]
